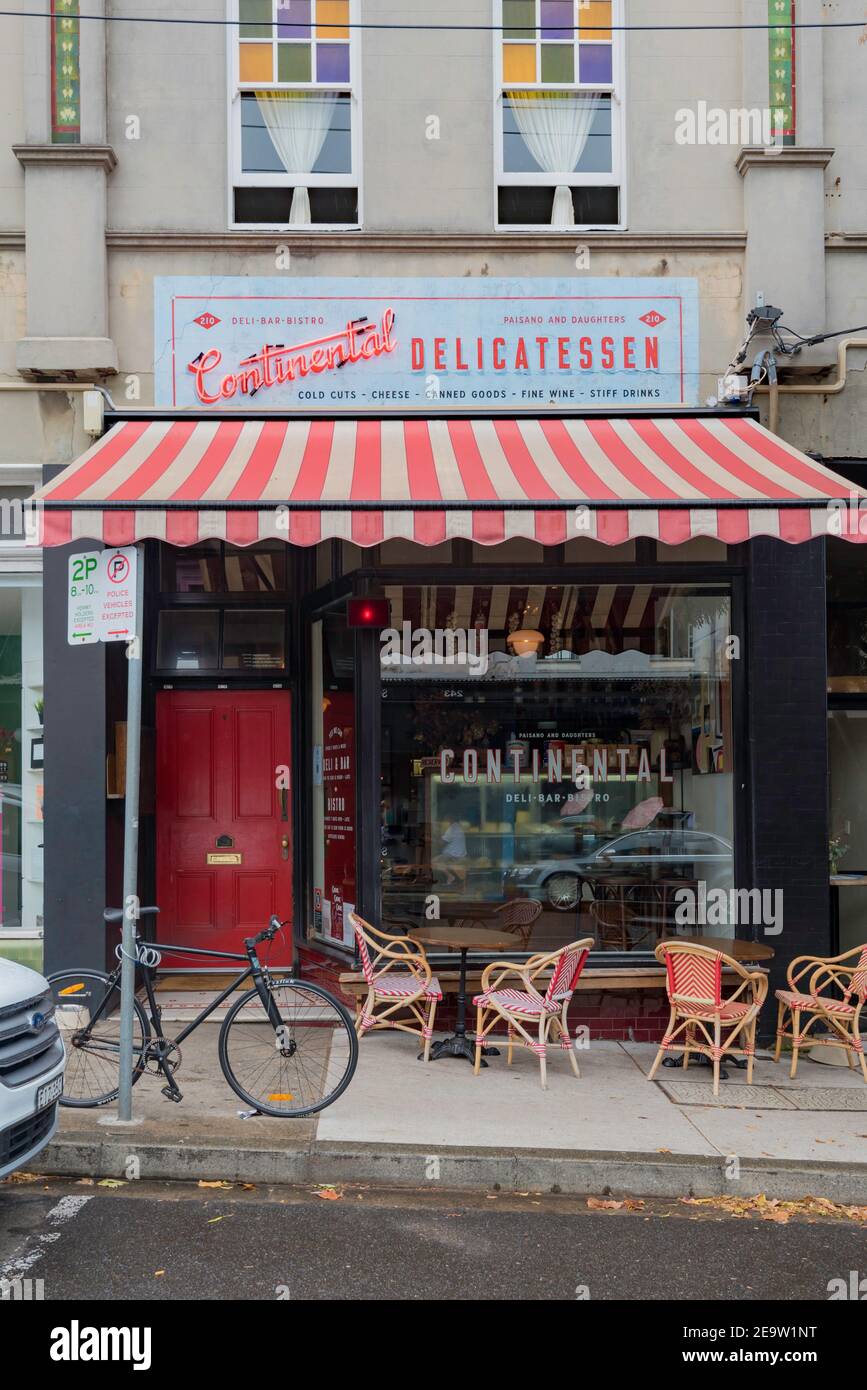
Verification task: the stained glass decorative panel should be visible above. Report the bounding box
[240,43,274,81]
[51,0,80,144]
[277,41,312,80]
[578,41,611,84]
[316,42,350,82]
[238,0,352,86]
[241,0,272,38]
[503,43,537,82]
[541,43,573,83]
[316,0,349,39]
[540,0,572,39]
[504,0,537,39]
[277,0,311,37]
[578,1,612,39]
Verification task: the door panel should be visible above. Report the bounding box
[156,689,292,966]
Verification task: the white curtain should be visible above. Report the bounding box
[507,90,599,227]
[255,90,339,224]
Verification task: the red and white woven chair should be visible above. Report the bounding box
[349,911,442,1062]
[455,898,543,951]
[472,938,594,1089]
[648,941,768,1096]
[773,944,867,1082]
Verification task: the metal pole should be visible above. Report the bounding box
[117,544,145,1122]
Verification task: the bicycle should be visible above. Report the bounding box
[48,909,358,1117]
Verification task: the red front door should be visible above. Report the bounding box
[156,690,293,966]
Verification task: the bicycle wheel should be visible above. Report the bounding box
[218,978,358,1118]
[49,970,150,1108]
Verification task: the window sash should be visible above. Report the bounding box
[228,0,361,220]
[494,0,625,227]
[233,90,358,185]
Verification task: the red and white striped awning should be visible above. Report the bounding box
[32,414,866,548]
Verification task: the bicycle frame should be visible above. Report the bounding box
[87,937,289,1049]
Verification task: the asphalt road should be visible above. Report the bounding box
[0,1177,865,1302]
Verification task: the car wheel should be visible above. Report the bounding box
[545,872,582,911]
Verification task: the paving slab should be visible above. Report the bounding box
[315,1034,719,1155]
[55,1024,316,1151]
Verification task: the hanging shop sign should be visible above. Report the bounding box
[154,276,700,411]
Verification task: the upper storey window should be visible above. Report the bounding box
[496,1,623,228]
[231,0,359,227]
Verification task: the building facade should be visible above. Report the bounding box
[2,1,867,1034]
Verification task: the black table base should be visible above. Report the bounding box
[661,1053,749,1078]
[421,944,502,1065]
[422,1036,501,1064]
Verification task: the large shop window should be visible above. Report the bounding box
[230,0,360,227]
[380,582,734,953]
[496,0,623,228]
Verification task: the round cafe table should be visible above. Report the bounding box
[409,925,517,1064]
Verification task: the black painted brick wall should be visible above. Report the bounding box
[746,537,830,1034]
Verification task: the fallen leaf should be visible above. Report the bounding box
[76,1178,95,1186]
[656,1148,672,1154]
[97,1179,127,1188]
[198,1180,233,1189]
[623,1198,646,1211]
[154,1270,165,1278]
[315,1189,342,1201]
[587,1197,624,1210]
[207,1214,233,1223]
[678,1193,867,1225]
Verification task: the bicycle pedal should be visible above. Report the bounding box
[161,1085,183,1103]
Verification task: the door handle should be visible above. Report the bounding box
[281,836,289,861]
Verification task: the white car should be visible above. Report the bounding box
[0,958,66,1180]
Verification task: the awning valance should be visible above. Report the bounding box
[32,414,866,548]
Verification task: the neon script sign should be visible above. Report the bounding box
[187,308,397,405]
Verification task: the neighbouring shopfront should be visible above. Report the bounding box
[33,276,867,1037]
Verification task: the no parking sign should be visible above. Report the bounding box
[67,546,138,645]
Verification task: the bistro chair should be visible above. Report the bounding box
[590,898,654,952]
[456,898,543,951]
[648,941,768,1096]
[349,911,442,1062]
[472,937,594,1089]
[773,944,867,1082]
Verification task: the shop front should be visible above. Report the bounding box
[34,276,867,1035]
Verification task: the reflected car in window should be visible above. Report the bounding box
[503,829,734,911]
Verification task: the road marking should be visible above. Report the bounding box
[47,1195,92,1225]
[0,1193,92,1284]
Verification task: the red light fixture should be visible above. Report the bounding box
[347,597,390,629]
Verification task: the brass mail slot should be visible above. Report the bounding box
[207,851,242,865]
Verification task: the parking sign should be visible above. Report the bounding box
[67,546,138,645]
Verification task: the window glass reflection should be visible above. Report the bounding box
[380,583,735,953]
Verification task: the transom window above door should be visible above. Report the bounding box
[496,0,623,229]
[230,0,359,228]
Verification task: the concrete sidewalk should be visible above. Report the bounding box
[32,1024,867,1201]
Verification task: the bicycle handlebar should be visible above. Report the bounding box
[249,916,285,946]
